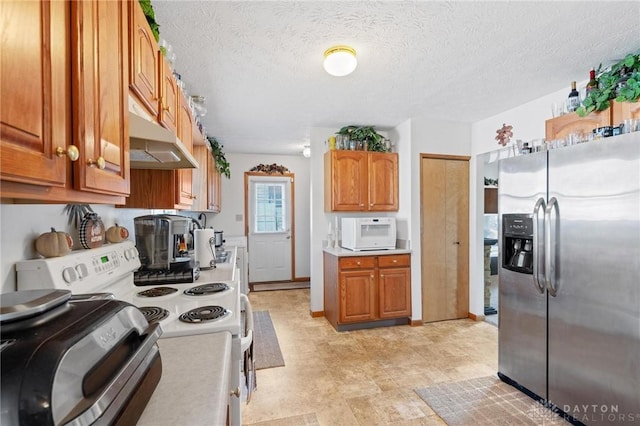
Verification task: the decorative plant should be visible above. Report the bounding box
[336,125,389,152]
[495,123,513,146]
[577,53,640,117]
[64,204,94,229]
[139,0,160,42]
[207,136,231,179]
[249,164,290,174]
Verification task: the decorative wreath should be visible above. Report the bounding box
[249,163,290,174]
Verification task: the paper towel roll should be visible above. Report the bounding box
[194,229,216,269]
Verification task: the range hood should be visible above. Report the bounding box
[129,111,199,170]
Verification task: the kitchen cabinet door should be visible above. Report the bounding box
[368,152,398,211]
[324,150,368,211]
[72,0,130,196]
[207,163,222,212]
[175,96,194,208]
[612,101,640,124]
[378,267,411,319]
[159,57,178,134]
[545,108,612,141]
[129,0,159,117]
[339,269,376,323]
[1,1,69,188]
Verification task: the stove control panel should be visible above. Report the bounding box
[16,241,141,293]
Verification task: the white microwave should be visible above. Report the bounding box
[340,217,396,251]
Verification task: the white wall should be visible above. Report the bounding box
[0,204,156,293]
[201,152,311,279]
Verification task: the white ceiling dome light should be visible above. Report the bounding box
[302,145,311,158]
[323,45,357,77]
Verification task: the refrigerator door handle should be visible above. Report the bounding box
[544,197,559,297]
[532,197,546,294]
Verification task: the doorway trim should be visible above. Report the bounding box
[244,171,296,282]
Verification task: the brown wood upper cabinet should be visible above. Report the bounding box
[192,145,222,213]
[1,0,129,204]
[545,101,640,140]
[128,0,159,117]
[324,151,398,211]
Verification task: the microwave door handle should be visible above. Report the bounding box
[532,197,546,294]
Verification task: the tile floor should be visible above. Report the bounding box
[244,289,499,425]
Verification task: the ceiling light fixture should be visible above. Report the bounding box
[323,45,357,77]
[302,145,311,158]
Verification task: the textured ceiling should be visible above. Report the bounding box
[152,1,640,155]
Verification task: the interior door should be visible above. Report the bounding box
[421,155,469,322]
[247,174,293,283]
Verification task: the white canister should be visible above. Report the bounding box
[194,229,216,269]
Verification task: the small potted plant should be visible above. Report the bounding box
[336,125,390,152]
[206,136,231,178]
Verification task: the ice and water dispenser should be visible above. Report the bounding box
[502,214,534,274]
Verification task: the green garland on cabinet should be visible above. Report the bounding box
[207,136,231,179]
[139,0,160,42]
[577,52,640,117]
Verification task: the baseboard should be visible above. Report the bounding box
[410,319,423,327]
[468,312,486,321]
[310,310,324,318]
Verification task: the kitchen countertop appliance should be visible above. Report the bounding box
[133,214,199,284]
[15,241,253,426]
[497,132,640,423]
[1,289,162,426]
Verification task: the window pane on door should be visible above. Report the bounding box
[254,182,286,232]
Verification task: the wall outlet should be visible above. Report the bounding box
[235,214,243,222]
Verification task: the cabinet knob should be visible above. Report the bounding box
[230,387,240,398]
[453,241,461,245]
[87,156,106,170]
[56,145,79,161]
[380,274,384,278]
[359,203,364,207]
[356,261,361,265]
[371,275,374,279]
[370,203,373,207]
[393,259,397,263]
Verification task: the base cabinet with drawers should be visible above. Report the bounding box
[323,251,411,331]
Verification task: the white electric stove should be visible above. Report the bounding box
[15,240,252,426]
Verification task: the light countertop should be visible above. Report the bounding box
[323,246,412,257]
[196,246,238,283]
[137,332,232,426]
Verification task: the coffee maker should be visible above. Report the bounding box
[133,214,199,284]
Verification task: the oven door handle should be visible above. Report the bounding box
[240,293,253,352]
[59,323,163,426]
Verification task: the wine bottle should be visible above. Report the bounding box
[567,81,580,112]
[586,69,598,97]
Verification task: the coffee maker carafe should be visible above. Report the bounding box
[134,214,193,270]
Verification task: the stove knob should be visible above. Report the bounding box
[75,263,89,279]
[62,267,78,283]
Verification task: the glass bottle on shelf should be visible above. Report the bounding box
[566,81,580,112]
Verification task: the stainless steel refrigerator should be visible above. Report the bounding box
[497,132,640,424]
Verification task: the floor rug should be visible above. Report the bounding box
[252,281,310,292]
[414,376,569,425]
[253,310,285,370]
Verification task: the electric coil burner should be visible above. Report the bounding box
[139,306,170,324]
[184,283,229,296]
[137,287,179,297]
[179,306,230,323]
